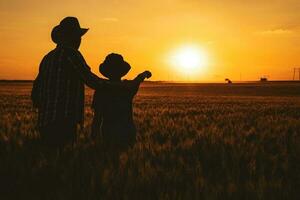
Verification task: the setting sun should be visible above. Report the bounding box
[169,45,208,76]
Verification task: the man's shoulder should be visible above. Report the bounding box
[61,47,82,58]
[39,49,58,67]
[40,47,81,66]
[42,48,56,59]
[44,47,81,58]
[42,48,65,60]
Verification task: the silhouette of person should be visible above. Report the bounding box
[31,17,138,149]
[91,53,151,152]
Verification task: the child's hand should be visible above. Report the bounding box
[134,70,152,83]
[143,71,152,79]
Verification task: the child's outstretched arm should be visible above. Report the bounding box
[134,71,152,83]
[130,70,152,95]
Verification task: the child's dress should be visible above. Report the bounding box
[91,81,139,149]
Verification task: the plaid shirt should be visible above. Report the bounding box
[31,46,105,127]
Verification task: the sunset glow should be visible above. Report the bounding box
[0,0,300,81]
[169,45,208,75]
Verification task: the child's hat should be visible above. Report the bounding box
[99,53,131,79]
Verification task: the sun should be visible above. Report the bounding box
[169,45,208,74]
[175,47,201,70]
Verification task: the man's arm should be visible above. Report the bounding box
[31,74,40,108]
[66,49,141,92]
[31,56,47,108]
[66,49,105,89]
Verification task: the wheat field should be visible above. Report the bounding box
[0,81,299,200]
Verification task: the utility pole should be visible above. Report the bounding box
[293,68,300,80]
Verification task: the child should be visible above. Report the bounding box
[91,53,151,152]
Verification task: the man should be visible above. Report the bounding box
[31,17,137,148]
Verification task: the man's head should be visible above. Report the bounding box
[51,17,88,49]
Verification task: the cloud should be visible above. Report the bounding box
[255,29,294,36]
[101,18,119,22]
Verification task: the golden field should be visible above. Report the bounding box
[0,81,299,200]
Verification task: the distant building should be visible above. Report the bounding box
[260,77,268,82]
[225,78,232,84]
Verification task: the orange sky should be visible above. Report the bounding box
[0,0,300,81]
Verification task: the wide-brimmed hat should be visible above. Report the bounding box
[51,17,88,44]
[99,53,131,79]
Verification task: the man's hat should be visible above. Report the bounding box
[51,17,88,44]
[99,53,131,79]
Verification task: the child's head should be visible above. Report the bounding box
[99,53,131,80]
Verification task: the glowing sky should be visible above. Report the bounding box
[0,0,300,81]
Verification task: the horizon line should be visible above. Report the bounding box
[1,79,300,84]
